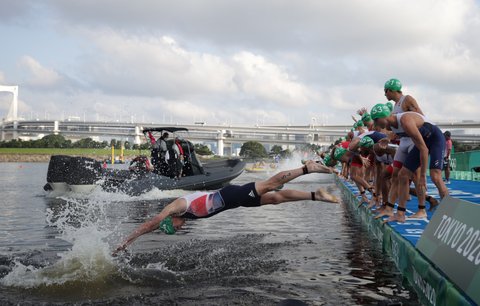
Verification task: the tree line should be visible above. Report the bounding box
[0,134,213,155]
[0,134,147,150]
[239,141,300,159]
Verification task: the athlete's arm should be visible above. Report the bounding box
[403,96,424,115]
[348,137,361,151]
[113,199,187,254]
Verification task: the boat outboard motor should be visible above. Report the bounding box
[44,155,73,192]
[65,157,102,193]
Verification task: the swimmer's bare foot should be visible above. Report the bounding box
[409,209,427,219]
[367,197,378,209]
[374,204,386,213]
[427,196,440,211]
[305,160,332,174]
[375,208,394,219]
[383,213,406,224]
[315,188,339,203]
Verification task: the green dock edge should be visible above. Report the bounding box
[335,176,474,306]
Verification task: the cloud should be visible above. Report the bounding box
[232,52,315,106]
[18,56,63,88]
[2,0,480,125]
[46,0,474,54]
[47,0,479,95]
[0,0,36,24]
[76,30,318,108]
[81,31,236,98]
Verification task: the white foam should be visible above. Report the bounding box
[1,196,119,288]
[145,261,179,275]
[276,152,325,182]
[53,185,190,202]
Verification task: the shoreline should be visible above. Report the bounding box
[0,154,109,163]
[0,153,224,163]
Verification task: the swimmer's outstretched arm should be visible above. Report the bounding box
[113,198,186,255]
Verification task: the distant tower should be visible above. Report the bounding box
[0,85,18,121]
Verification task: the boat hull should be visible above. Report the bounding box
[44,155,245,196]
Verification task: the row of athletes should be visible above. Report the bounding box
[321,78,449,223]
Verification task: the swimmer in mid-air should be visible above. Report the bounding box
[113,161,339,254]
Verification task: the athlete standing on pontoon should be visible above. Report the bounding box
[113,161,339,254]
[370,103,448,222]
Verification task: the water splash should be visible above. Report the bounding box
[48,185,190,202]
[276,152,327,183]
[1,197,118,289]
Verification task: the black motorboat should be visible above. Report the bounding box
[44,127,245,195]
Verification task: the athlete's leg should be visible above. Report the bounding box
[408,168,427,218]
[445,159,451,182]
[430,168,449,199]
[350,165,371,203]
[255,161,332,195]
[376,164,400,219]
[368,162,383,209]
[425,127,448,204]
[378,165,392,210]
[383,166,413,223]
[409,186,440,211]
[260,188,338,205]
[342,162,350,179]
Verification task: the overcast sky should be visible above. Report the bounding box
[1,0,479,125]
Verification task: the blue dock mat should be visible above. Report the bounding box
[341,178,480,246]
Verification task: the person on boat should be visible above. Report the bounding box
[157,132,169,157]
[129,155,153,173]
[173,137,185,179]
[156,132,170,175]
[146,131,160,170]
[113,161,339,254]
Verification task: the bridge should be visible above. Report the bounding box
[2,85,480,155]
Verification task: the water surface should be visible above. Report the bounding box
[0,162,419,305]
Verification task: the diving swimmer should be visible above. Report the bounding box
[113,161,339,254]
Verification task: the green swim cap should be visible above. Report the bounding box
[386,102,393,112]
[361,112,372,123]
[333,147,347,160]
[359,136,374,148]
[159,216,176,235]
[354,121,364,128]
[324,155,337,167]
[370,103,391,120]
[384,78,402,91]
